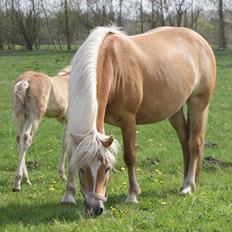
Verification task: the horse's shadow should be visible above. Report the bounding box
[0,199,83,226]
[0,188,178,226]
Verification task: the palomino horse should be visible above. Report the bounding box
[61,26,216,216]
[12,67,70,191]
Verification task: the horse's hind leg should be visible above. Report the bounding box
[180,96,209,195]
[121,116,141,203]
[169,108,190,186]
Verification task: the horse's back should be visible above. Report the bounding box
[103,27,216,124]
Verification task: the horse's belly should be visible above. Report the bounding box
[135,91,189,124]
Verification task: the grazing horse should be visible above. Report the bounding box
[61,26,216,216]
[12,67,70,191]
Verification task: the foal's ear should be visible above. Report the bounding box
[70,133,81,145]
[101,135,114,148]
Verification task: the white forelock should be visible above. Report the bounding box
[69,131,119,171]
[67,26,124,169]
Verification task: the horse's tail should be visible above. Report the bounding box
[12,80,30,125]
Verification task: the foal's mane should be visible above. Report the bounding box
[68,26,124,170]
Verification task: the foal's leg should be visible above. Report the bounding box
[61,149,76,205]
[22,120,39,184]
[13,121,33,191]
[58,123,67,180]
[181,97,209,195]
[169,108,190,187]
[121,116,141,203]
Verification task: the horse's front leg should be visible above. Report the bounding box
[61,151,76,205]
[121,116,141,203]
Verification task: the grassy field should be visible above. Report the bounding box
[0,50,232,231]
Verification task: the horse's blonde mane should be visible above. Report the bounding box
[68,26,124,170]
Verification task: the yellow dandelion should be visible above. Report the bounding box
[155,169,162,175]
[49,187,55,192]
[120,167,125,171]
[110,207,116,212]
[122,181,127,186]
[161,201,166,205]
[51,180,56,184]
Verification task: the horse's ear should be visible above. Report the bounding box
[70,133,81,145]
[101,135,114,148]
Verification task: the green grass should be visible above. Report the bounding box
[0,50,232,231]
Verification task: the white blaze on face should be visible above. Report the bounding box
[90,160,101,193]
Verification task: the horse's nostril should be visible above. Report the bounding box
[99,207,103,215]
[95,207,103,215]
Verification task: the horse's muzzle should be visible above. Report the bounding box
[84,198,104,216]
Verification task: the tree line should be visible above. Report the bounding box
[0,0,230,51]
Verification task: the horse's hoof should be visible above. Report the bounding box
[12,188,20,192]
[125,194,139,203]
[61,194,76,206]
[180,186,192,195]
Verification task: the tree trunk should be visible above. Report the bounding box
[160,0,165,26]
[140,0,143,33]
[0,16,4,50]
[218,0,227,49]
[64,0,71,50]
[41,0,57,50]
[118,0,122,26]
[10,0,15,50]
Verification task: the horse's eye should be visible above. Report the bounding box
[105,167,110,173]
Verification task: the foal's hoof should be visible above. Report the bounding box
[23,178,32,186]
[26,180,32,186]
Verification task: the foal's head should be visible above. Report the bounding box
[71,133,116,216]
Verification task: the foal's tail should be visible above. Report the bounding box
[14,80,29,104]
[12,80,30,124]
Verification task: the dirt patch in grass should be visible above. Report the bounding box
[26,160,39,170]
[203,156,232,172]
